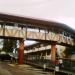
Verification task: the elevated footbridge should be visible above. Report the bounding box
[0,27,74,46]
[0,13,75,44]
[0,13,75,64]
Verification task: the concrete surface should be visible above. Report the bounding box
[0,62,54,75]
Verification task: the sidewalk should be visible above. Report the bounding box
[0,62,54,75]
[0,65,12,75]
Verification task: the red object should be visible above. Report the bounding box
[18,39,24,64]
[52,60,59,65]
[18,49,24,64]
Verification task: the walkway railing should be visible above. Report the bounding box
[24,57,75,74]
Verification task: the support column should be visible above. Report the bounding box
[18,39,24,64]
[51,42,56,63]
[45,52,47,59]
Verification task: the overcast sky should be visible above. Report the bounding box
[0,0,75,45]
[0,0,75,29]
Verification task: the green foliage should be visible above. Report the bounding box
[2,39,17,53]
[64,46,75,56]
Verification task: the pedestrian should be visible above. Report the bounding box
[43,63,46,71]
[59,59,63,69]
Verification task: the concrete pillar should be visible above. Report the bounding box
[51,42,56,63]
[18,39,24,64]
[45,52,47,59]
[40,52,43,59]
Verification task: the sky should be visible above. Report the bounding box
[0,0,75,45]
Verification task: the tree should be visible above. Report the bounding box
[64,46,75,57]
[2,39,17,53]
